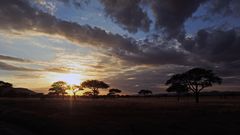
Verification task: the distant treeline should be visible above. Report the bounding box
[0,81,42,97]
[1,68,239,103]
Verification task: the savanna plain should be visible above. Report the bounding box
[0,97,240,135]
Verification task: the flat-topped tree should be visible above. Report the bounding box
[166,83,188,102]
[138,89,152,96]
[49,81,68,99]
[81,80,109,96]
[166,68,222,103]
[108,88,122,96]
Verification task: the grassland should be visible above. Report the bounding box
[0,97,240,135]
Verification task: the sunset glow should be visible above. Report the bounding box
[48,73,85,85]
[0,0,240,94]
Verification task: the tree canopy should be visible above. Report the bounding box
[49,81,68,97]
[166,83,188,93]
[81,80,109,96]
[108,88,122,96]
[138,89,152,96]
[166,68,222,103]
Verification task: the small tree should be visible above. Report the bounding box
[108,88,122,96]
[138,89,152,96]
[68,85,83,100]
[166,68,222,103]
[166,83,188,102]
[49,81,68,99]
[81,80,109,96]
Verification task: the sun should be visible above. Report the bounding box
[48,73,85,85]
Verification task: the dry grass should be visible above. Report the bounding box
[0,97,240,135]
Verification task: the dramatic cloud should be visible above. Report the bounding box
[207,0,240,17]
[182,28,240,63]
[0,61,40,71]
[99,0,207,37]
[0,0,193,66]
[0,54,31,62]
[151,0,206,37]
[0,0,139,54]
[100,0,151,33]
[1,0,240,92]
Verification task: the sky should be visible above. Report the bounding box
[0,0,240,94]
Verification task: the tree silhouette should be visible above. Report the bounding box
[108,88,122,96]
[49,81,68,99]
[0,81,13,96]
[166,68,222,103]
[166,83,188,102]
[138,89,152,96]
[81,80,109,96]
[0,81,13,88]
[69,85,83,100]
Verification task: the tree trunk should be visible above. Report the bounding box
[195,92,199,103]
[73,93,76,100]
[62,93,64,100]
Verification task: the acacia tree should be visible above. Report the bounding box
[108,88,122,96]
[49,81,68,99]
[166,83,188,102]
[138,89,152,96]
[81,80,109,96]
[69,85,83,100]
[166,68,222,103]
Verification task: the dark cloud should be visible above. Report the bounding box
[179,28,240,88]
[151,0,206,37]
[0,0,193,66]
[0,61,40,71]
[207,0,240,17]
[1,0,240,73]
[100,0,151,33]
[99,0,206,36]
[0,0,138,54]
[113,38,191,65]
[182,29,240,63]
[0,54,31,62]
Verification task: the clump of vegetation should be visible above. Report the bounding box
[166,68,222,103]
[107,88,122,97]
[138,89,152,96]
[49,81,68,99]
[166,83,188,102]
[81,80,109,96]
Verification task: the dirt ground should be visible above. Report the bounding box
[0,97,240,135]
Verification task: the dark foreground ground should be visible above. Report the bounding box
[0,97,240,135]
